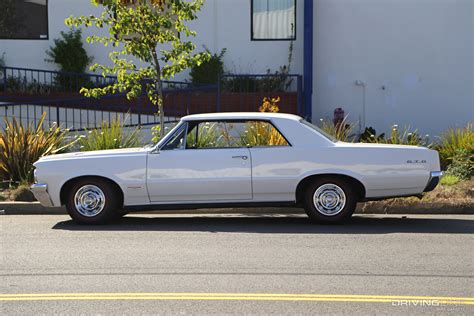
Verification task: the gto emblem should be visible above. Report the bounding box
[407,160,427,164]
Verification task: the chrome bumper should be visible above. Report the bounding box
[424,171,444,192]
[30,183,54,207]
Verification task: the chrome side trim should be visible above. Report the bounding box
[30,183,54,207]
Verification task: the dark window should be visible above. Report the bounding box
[0,0,49,40]
[251,0,296,41]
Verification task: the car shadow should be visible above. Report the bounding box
[52,214,474,234]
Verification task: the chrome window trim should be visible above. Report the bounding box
[154,121,188,152]
[182,119,292,150]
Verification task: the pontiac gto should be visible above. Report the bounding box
[31,112,442,224]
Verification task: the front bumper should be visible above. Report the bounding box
[424,171,444,192]
[30,183,54,207]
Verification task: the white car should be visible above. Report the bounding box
[31,112,442,224]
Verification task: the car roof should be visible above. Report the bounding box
[181,112,302,122]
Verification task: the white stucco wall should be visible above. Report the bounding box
[0,0,303,80]
[1,0,472,137]
[313,0,474,137]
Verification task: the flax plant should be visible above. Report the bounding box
[0,113,71,184]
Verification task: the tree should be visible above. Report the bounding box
[65,0,210,138]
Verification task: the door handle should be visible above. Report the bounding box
[232,155,248,160]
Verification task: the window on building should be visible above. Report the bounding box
[251,0,296,41]
[0,0,48,40]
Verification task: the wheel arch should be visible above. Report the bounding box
[60,175,124,207]
[295,173,366,204]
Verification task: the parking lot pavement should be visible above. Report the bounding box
[1,214,473,315]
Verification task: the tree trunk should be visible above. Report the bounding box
[151,49,165,139]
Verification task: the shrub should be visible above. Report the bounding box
[358,127,385,143]
[9,184,36,202]
[318,116,357,142]
[0,113,71,184]
[362,125,431,147]
[444,149,473,180]
[436,123,473,169]
[190,48,226,85]
[440,174,461,186]
[46,29,93,91]
[78,116,141,151]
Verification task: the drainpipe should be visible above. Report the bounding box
[303,0,313,120]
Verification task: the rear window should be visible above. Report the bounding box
[300,119,337,142]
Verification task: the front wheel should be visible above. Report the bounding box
[303,177,357,224]
[65,178,120,224]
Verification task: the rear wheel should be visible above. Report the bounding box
[65,178,120,224]
[303,177,357,224]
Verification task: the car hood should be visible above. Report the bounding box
[34,147,149,164]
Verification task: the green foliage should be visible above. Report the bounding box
[363,125,431,147]
[190,47,226,84]
[444,149,473,180]
[9,184,36,202]
[186,122,220,148]
[358,126,385,143]
[0,113,72,184]
[77,116,141,151]
[151,122,178,144]
[5,76,54,94]
[436,123,473,169]
[439,174,461,186]
[318,116,357,142]
[46,29,93,91]
[66,0,210,138]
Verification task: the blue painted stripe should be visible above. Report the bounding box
[303,0,313,120]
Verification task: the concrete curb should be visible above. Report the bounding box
[1,201,473,215]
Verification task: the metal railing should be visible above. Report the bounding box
[217,74,303,115]
[0,67,304,131]
[0,66,193,97]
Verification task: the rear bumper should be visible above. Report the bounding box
[30,183,54,207]
[424,171,443,192]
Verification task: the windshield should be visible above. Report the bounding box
[299,119,337,142]
[145,121,181,148]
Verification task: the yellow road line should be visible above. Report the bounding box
[0,293,473,304]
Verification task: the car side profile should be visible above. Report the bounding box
[31,112,442,224]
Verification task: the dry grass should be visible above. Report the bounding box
[359,178,474,213]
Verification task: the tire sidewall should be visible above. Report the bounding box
[65,178,118,224]
[304,177,357,224]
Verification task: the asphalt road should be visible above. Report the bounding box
[1,213,473,315]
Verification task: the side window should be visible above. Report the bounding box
[241,121,289,147]
[161,124,186,150]
[186,122,237,149]
[185,120,289,149]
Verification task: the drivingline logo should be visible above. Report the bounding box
[0,293,473,305]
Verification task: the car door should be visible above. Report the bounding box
[146,121,252,203]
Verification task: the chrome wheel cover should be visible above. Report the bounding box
[74,185,106,217]
[313,183,346,216]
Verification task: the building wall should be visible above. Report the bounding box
[1,0,472,137]
[313,0,474,137]
[0,0,303,81]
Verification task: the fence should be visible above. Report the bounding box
[217,74,303,115]
[0,66,303,131]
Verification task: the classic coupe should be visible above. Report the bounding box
[31,112,442,224]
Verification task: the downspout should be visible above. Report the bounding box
[303,0,313,120]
